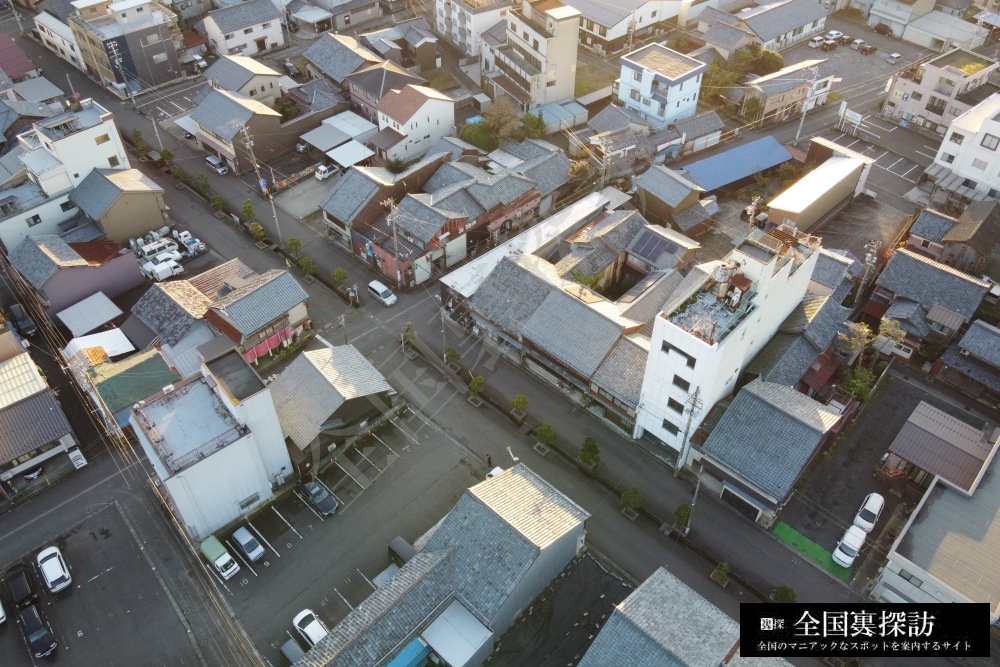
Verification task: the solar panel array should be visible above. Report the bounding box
[632,229,678,261]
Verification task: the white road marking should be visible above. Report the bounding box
[271,505,304,538]
[887,157,903,169]
[902,165,919,177]
[247,520,279,558]
[914,149,937,160]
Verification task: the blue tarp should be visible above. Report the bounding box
[386,637,432,667]
[681,135,792,191]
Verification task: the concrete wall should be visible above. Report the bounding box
[38,253,144,313]
[99,192,169,244]
[226,387,293,486]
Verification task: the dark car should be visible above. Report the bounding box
[8,303,36,336]
[873,23,892,35]
[821,40,837,51]
[299,480,338,516]
[6,564,40,610]
[837,34,853,45]
[283,61,300,78]
[18,605,57,658]
[860,44,877,55]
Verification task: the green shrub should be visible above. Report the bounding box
[580,437,601,465]
[620,486,641,510]
[535,424,557,446]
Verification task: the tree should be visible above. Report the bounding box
[772,585,797,603]
[755,50,784,75]
[580,437,601,465]
[571,270,598,287]
[568,159,594,189]
[241,198,256,222]
[385,158,407,174]
[274,97,302,121]
[702,61,740,100]
[483,96,522,145]
[743,97,762,120]
[512,394,528,412]
[331,268,348,282]
[249,222,265,240]
[918,339,948,363]
[843,366,877,401]
[879,319,905,344]
[468,375,485,398]
[458,122,497,151]
[194,174,211,193]
[837,321,874,358]
[170,166,188,182]
[298,256,317,275]
[521,111,545,139]
[620,486,641,510]
[209,194,226,211]
[668,35,692,53]
[535,424,557,447]
[159,148,173,162]
[286,237,302,254]
[674,502,691,529]
[445,346,461,364]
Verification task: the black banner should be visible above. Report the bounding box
[741,603,989,657]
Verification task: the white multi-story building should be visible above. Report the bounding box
[35,11,83,72]
[614,43,706,128]
[924,92,1000,206]
[0,98,130,250]
[435,0,511,57]
[201,0,284,58]
[374,84,456,163]
[634,224,821,456]
[480,0,579,110]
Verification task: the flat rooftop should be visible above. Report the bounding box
[33,99,111,142]
[929,49,993,77]
[205,350,264,402]
[133,376,245,474]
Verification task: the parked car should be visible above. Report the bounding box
[232,527,265,562]
[821,40,838,52]
[886,53,902,64]
[299,480,338,516]
[22,464,43,480]
[853,493,885,532]
[825,30,843,40]
[18,605,57,658]
[193,54,208,70]
[295,139,310,153]
[283,61,300,78]
[5,563,40,610]
[837,34,853,45]
[37,547,71,593]
[8,303,36,337]
[850,38,865,50]
[293,609,329,647]
[860,44,877,55]
[832,525,867,568]
[808,35,824,48]
[874,23,892,35]
[280,638,305,664]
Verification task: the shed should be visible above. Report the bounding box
[55,292,123,337]
[681,135,792,192]
[766,156,867,231]
[62,329,135,360]
[903,11,988,52]
[538,99,587,135]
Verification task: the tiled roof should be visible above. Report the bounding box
[360,17,435,52]
[943,199,1000,259]
[876,249,988,322]
[186,258,257,299]
[89,349,180,415]
[587,105,635,134]
[345,61,425,100]
[825,248,864,278]
[0,390,71,466]
[910,208,958,242]
[319,167,383,223]
[423,135,480,161]
[432,188,485,219]
[70,168,161,220]
[394,194,452,243]
[516,149,571,197]
[673,111,724,140]
[739,0,828,42]
[885,299,931,338]
[559,0,646,30]
[671,198,718,232]
[617,270,684,323]
[941,346,1000,392]
[697,6,740,26]
[269,346,392,449]
[590,336,646,407]
[811,248,854,290]
[467,172,535,210]
[9,235,86,289]
[702,20,754,50]
[748,59,831,97]
[957,319,1000,368]
[210,270,308,336]
[190,89,279,141]
[702,379,841,499]
[377,84,452,124]
[132,282,212,347]
[469,255,556,335]
[204,55,279,92]
[304,33,381,84]
[480,18,508,48]
[635,164,703,208]
[205,0,281,34]
[682,135,792,191]
[287,77,345,112]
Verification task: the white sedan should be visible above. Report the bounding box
[37,547,71,593]
[293,609,329,648]
[832,526,866,568]
[853,493,885,533]
[825,30,843,40]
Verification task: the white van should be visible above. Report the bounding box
[808,35,824,48]
[205,155,228,175]
[367,280,397,306]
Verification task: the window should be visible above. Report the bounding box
[533,39,538,50]
[108,156,120,167]
[26,214,41,226]
[919,239,930,248]
[95,133,110,145]
[949,107,960,116]
[249,88,257,96]
[599,25,606,37]
[586,20,593,30]
[982,133,1000,150]
[225,33,234,40]
[661,341,696,368]
[909,91,922,101]
[950,132,964,145]
[546,80,555,87]
[136,5,142,10]
[662,419,680,435]
[522,31,528,40]
[633,70,640,81]
[668,398,684,413]
[244,27,253,34]
[973,158,988,170]
[262,22,271,28]
[651,10,656,16]
[672,375,690,391]
[630,89,640,101]
[940,153,954,164]
[898,570,923,588]
[60,201,76,212]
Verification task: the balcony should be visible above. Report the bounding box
[498,45,540,77]
[510,9,552,38]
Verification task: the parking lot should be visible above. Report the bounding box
[0,504,199,666]
[135,79,208,122]
[819,128,926,186]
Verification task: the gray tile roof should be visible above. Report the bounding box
[885,299,930,338]
[423,136,480,161]
[702,379,841,500]
[132,282,212,347]
[204,55,279,92]
[560,0,647,30]
[206,0,281,35]
[578,567,740,667]
[320,168,382,223]
[673,111,724,140]
[424,161,478,192]
[345,61,426,100]
[957,319,1000,368]
[288,78,345,112]
[210,270,307,336]
[588,105,634,134]
[618,270,684,323]
[943,199,1000,261]
[187,258,257,299]
[9,235,86,289]
[748,59,831,97]
[635,165,703,208]
[940,346,1000,392]
[755,296,850,386]
[394,194,451,244]
[469,256,554,335]
[269,346,392,449]
[70,168,161,220]
[876,249,988,322]
[190,89,279,141]
[468,172,535,210]
[0,389,72,465]
[671,199,716,232]
[910,208,957,242]
[825,248,864,278]
[697,6,740,26]
[522,289,624,378]
[591,336,646,407]
[304,33,381,84]
[517,150,571,197]
[432,188,485,219]
[812,248,854,290]
[702,20,754,50]
[740,0,828,42]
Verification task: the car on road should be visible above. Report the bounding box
[821,40,837,51]
[293,609,329,647]
[886,53,902,64]
[37,546,71,593]
[283,61,300,78]
[874,23,892,36]
[18,605,57,658]
[232,526,265,562]
[837,34,853,45]
[832,525,866,568]
[825,30,843,40]
[300,480,338,516]
[853,492,885,532]
[8,303,36,337]
[6,563,40,609]
[860,44,877,55]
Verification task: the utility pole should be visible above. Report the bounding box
[382,197,402,290]
[108,42,136,105]
[240,126,283,245]
[675,387,702,474]
[793,94,812,146]
[65,73,76,97]
[440,307,447,363]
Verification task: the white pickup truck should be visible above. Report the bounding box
[172,229,206,257]
[141,253,184,281]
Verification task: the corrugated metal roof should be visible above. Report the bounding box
[0,390,72,465]
[56,292,123,337]
[62,329,134,359]
[682,136,792,191]
[0,352,47,409]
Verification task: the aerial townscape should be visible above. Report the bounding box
[0,0,996,662]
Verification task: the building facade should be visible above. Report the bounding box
[614,44,705,128]
[435,0,511,57]
[201,0,284,58]
[925,93,1000,205]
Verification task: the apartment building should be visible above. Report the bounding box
[614,43,706,128]
[480,0,579,110]
[924,92,1000,206]
[435,0,511,57]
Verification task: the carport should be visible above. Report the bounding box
[327,140,374,171]
[300,124,350,153]
[291,6,333,31]
[681,135,792,192]
[173,114,199,137]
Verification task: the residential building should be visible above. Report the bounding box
[740,59,833,124]
[868,0,935,36]
[579,567,792,666]
[0,98,129,251]
[695,8,755,61]
[35,11,83,71]
[298,464,589,666]
[8,236,142,313]
[373,84,455,164]
[480,0,580,111]
[615,44,705,128]
[904,208,958,262]
[863,248,989,346]
[303,33,381,89]
[695,1,827,54]
[269,343,395,473]
[882,49,998,136]
[344,61,426,124]
[902,11,988,52]
[633,165,707,234]
[189,88,281,174]
[435,0,511,58]
[323,0,382,32]
[69,0,183,97]
[938,319,1000,401]
[672,111,724,157]
[55,291,124,339]
[926,93,1000,205]
[200,0,283,58]
[71,346,180,429]
[0,33,43,83]
[565,0,679,58]
[634,224,821,455]
[488,137,570,213]
[359,18,438,74]
[935,199,1000,276]
[203,55,281,106]
[68,168,168,244]
[130,350,292,540]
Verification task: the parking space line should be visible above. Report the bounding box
[294,490,325,521]
[902,165,919,178]
[370,432,399,458]
[872,150,888,162]
[915,149,936,160]
[355,448,383,475]
[886,157,903,170]
[247,520,279,558]
[271,505,304,539]
[333,588,353,610]
[390,419,421,446]
[872,163,917,183]
[357,568,375,591]
[335,461,365,487]
[227,539,258,577]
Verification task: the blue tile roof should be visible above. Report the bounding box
[681,136,792,191]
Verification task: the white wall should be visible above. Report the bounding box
[381,98,455,161]
[0,194,76,252]
[206,19,285,56]
[50,118,130,189]
[227,387,293,485]
[35,13,84,71]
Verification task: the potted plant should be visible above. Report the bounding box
[331,268,348,283]
[445,346,461,371]
[534,425,556,455]
[579,437,600,470]
[620,486,641,521]
[711,561,730,587]
[298,256,317,280]
[241,198,256,222]
[674,502,691,534]
[771,585,796,603]
[286,237,303,258]
[467,375,485,407]
[511,394,528,422]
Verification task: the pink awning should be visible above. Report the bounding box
[243,349,257,364]
[266,332,282,350]
[254,341,270,358]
